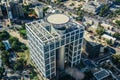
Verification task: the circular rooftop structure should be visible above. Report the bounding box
[47,14,69,25]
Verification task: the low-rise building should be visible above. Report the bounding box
[93,69,112,80]
[105,30,115,35]
[110,4,120,12]
[83,31,101,58]
[102,34,116,43]
[82,1,102,14]
[101,23,113,30]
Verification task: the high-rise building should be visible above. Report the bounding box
[0,6,3,18]
[10,2,24,18]
[26,14,84,80]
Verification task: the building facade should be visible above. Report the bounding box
[0,6,3,18]
[26,14,84,80]
[10,2,24,18]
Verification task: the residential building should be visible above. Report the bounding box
[102,34,116,44]
[26,13,84,80]
[10,2,24,18]
[82,1,102,14]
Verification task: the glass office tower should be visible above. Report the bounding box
[26,14,84,79]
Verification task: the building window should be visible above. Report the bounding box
[80,33,83,38]
[71,31,75,36]
[66,33,70,37]
[51,56,55,62]
[56,41,60,48]
[78,50,81,55]
[51,62,55,68]
[71,36,74,42]
[69,56,72,61]
[69,51,72,56]
[45,59,49,64]
[76,30,79,34]
[75,34,79,40]
[65,47,68,52]
[50,43,54,50]
[79,39,82,44]
[46,70,50,77]
[70,45,73,51]
[74,46,77,51]
[80,29,84,32]
[50,50,55,56]
[51,73,55,78]
[46,65,50,70]
[51,68,55,73]
[77,55,80,60]
[75,40,78,45]
[45,53,49,59]
[74,52,77,56]
[44,45,49,52]
[73,57,76,61]
[66,37,70,44]
[61,39,65,46]
[78,45,81,49]
[77,60,80,64]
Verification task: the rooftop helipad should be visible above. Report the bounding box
[47,14,69,24]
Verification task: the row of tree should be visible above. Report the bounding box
[112,54,120,68]
[0,31,10,41]
[9,36,27,52]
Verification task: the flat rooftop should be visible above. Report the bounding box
[47,14,69,24]
[93,69,110,80]
[84,31,100,46]
[26,13,84,45]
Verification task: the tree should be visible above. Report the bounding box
[14,58,26,71]
[0,31,10,41]
[11,41,20,51]
[9,36,27,52]
[57,0,63,3]
[96,27,105,36]
[106,39,113,46]
[76,10,84,21]
[20,45,27,50]
[114,0,120,3]
[19,29,27,39]
[112,54,120,68]
[115,9,120,15]
[113,32,120,40]
[0,67,4,78]
[9,37,19,44]
[1,50,9,65]
[43,7,49,12]
[99,4,109,17]
[0,42,5,51]
[115,20,120,28]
